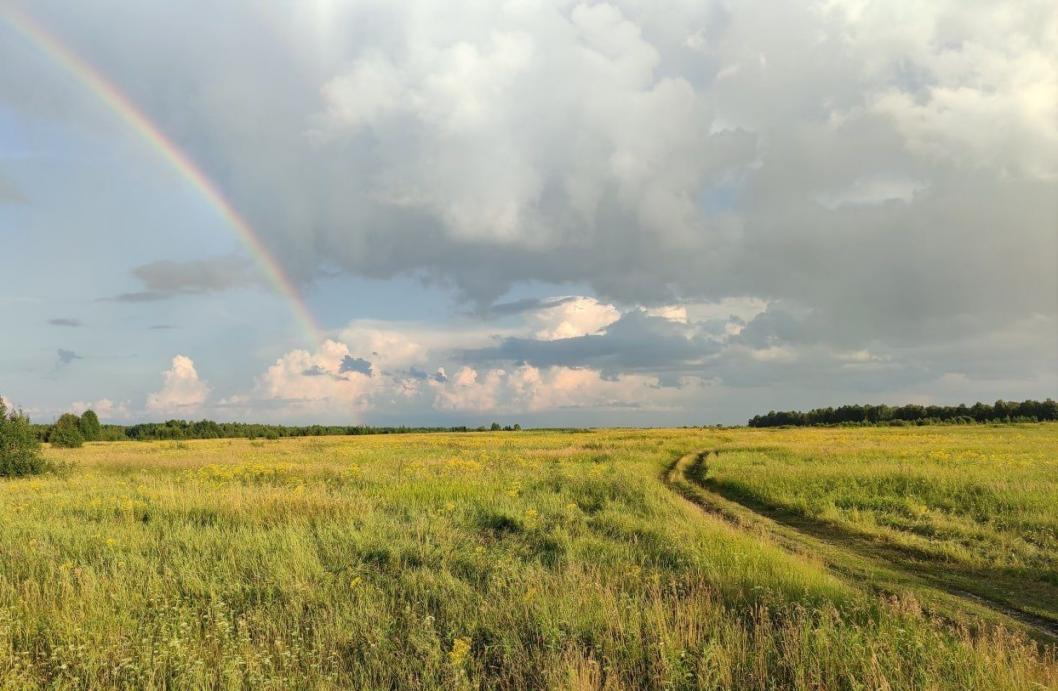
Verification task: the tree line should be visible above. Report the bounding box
[5,395,529,475]
[748,399,1058,428]
[30,414,523,444]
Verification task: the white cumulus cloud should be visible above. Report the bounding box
[146,355,211,415]
[530,297,621,340]
[254,339,377,409]
[430,363,700,412]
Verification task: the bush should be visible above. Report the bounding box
[0,398,46,477]
[50,413,84,448]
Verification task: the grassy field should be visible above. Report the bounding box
[703,425,1058,628]
[0,427,1056,688]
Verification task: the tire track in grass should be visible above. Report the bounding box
[664,450,1058,645]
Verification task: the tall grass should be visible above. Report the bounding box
[707,424,1058,622]
[0,429,1054,688]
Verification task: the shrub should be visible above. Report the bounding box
[0,397,46,477]
[50,413,84,448]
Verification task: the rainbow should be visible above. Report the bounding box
[1,4,324,346]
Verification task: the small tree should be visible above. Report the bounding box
[0,397,46,477]
[79,409,102,442]
[50,413,84,449]
[490,422,502,431]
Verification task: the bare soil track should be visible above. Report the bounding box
[664,450,1058,645]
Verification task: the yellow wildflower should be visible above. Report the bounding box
[448,637,471,667]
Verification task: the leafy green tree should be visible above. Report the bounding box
[0,397,45,477]
[490,422,502,431]
[78,409,102,442]
[50,413,84,448]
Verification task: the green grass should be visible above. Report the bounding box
[0,428,1055,688]
[705,425,1058,627]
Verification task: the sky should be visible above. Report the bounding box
[0,0,1055,427]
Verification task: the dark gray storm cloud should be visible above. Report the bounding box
[6,2,1053,336]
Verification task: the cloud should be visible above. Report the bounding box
[10,2,1055,333]
[56,349,82,367]
[205,288,1056,424]
[4,1,1054,422]
[528,296,621,341]
[339,356,373,375]
[71,398,131,421]
[146,355,211,414]
[406,366,448,383]
[463,309,722,376]
[643,305,688,324]
[44,0,1040,352]
[228,301,724,418]
[477,296,578,319]
[430,363,701,413]
[106,292,173,303]
[48,318,83,327]
[334,320,514,370]
[233,341,382,419]
[815,175,926,210]
[106,255,257,302]
[223,311,713,419]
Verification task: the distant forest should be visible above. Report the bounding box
[30,417,521,445]
[748,399,1058,428]
[14,398,1058,445]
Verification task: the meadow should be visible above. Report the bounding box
[703,425,1058,628]
[0,426,1056,689]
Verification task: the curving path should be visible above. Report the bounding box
[664,450,1058,645]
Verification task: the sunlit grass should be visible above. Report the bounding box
[0,428,1055,688]
[708,424,1058,622]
